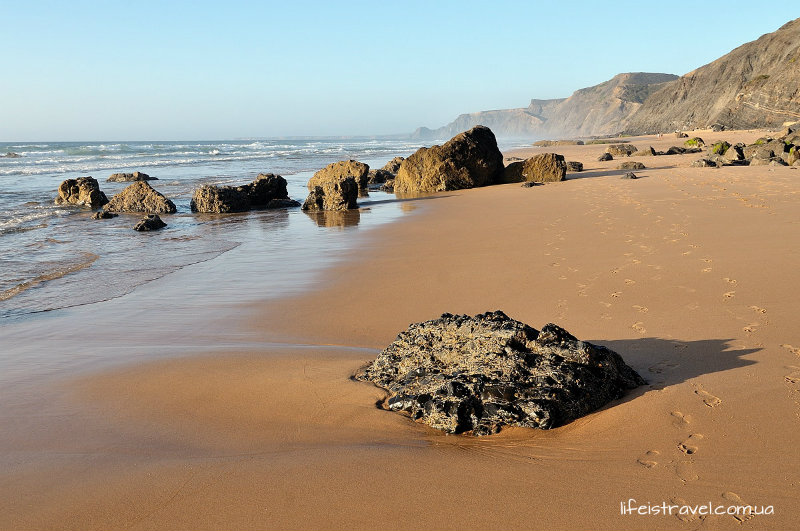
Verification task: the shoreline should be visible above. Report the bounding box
[1,129,799,529]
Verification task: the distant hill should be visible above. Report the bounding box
[624,18,800,134]
[413,72,678,140]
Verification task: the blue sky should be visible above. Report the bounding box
[0,1,793,140]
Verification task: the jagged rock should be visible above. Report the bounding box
[367,169,394,186]
[724,143,745,161]
[190,175,297,213]
[105,181,176,214]
[750,157,788,166]
[381,157,405,174]
[788,146,799,165]
[684,137,705,148]
[308,160,370,190]
[393,126,504,193]
[618,161,645,170]
[133,214,166,231]
[381,179,395,193]
[710,141,731,155]
[605,144,637,157]
[597,152,614,161]
[354,311,645,435]
[743,145,775,160]
[302,177,358,211]
[675,132,689,138]
[54,177,109,209]
[503,153,567,183]
[1,152,21,158]
[691,157,722,168]
[711,124,725,132]
[565,161,584,172]
[91,210,118,220]
[107,171,157,182]
[622,172,639,179]
[632,146,656,156]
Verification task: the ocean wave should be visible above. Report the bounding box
[0,252,99,302]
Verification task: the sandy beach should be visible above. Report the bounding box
[1,129,799,530]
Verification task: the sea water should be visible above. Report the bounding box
[0,138,424,321]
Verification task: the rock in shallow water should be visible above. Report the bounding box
[355,311,645,435]
[133,214,166,231]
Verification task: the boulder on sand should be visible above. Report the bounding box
[308,160,370,190]
[107,171,157,182]
[605,144,637,157]
[393,126,504,194]
[565,161,584,172]
[355,311,645,435]
[597,152,614,161]
[105,181,176,214]
[191,173,297,213]
[618,161,646,170]
[55,176,109,209]
[503,153,567,183]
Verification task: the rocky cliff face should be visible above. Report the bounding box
[625,18,800,133]
[414,72,677,140]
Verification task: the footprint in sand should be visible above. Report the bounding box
[611,291,622,298]
[781,344,800,356]
[723,291,736,300]
[785,366,800,385]
[633,305,649,313]
[743,323,759,334]
[702,267,712,273]
[722,492,757,523]
[723,277,737,284]
[671,497,702,523]
[694,385,722,408]
[624,279,636,285]
[632,322,646,334]
[750,305,767,314]
[701,258,712,263]
[636,450,660,468]
[671,411,692,428]
[678,433,704,455]
[649,361,678,374]
[676,461,698,482]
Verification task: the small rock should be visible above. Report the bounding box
[521,181,543,188]
[621,172,638,179]
[565,161,584,172]
[107,171,157,182]
[675,132,689,138]
[91,210,118,220]
[618,161,645,170]
[1,152,22,158]
[55,177,109,209]
[605,144,637,157]
[684,137,705,148]
[597,152,614,162]
[133,214,166,231]
[632,146,656,156]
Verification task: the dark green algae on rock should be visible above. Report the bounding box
[355,311,645,435]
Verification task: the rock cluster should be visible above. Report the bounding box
[393,126,504,194]
[190,174,298,213]
[54,177,109,209]
[503,153,567,183]
[355,311,645,435]
[107,171,157,182]
[105,181,177,214]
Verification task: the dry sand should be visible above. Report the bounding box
[1,129,799,530]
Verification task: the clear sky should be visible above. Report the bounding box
[0,1,794,141]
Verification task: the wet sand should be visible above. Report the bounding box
[2,129,799,530]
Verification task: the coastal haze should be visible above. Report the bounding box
[2,5,800,531]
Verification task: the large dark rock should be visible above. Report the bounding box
[355,311,645,435]
[308,160,370,190]
[190,174,295,213]
[133,214,166,231]
[502,153,566,183]
[618,161,646,170]
[393,126,504,194]
[54,177,109,209]
[565,161,584,172]
[107,171,157,182]
[106,181,176,214]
